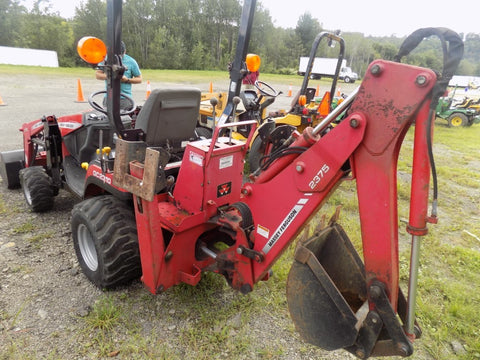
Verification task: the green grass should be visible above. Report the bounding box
[0,63,313,87]
[396,122,480,359]
[10,220,35,234]
[0,194,6,214]
[85,295,122,331]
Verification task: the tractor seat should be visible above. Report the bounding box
[135,87,201,152]
[289,87,317,113]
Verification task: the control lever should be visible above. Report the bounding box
[230,96,241,143]
[210,97,218,129]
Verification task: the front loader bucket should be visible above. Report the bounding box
[0,149,25,189]
[287,222,367,351]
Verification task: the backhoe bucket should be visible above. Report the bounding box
[287,222,367,351]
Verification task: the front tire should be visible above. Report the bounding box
[20,166,54,212]
[71,195,141,289]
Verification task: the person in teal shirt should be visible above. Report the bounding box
[95,41,142,110]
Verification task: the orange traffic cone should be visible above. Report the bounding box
[209,81,213,93]
[75,79,87,103]
[316,84,320,96]
[0,93,6,106]
[336,87,341,97]
[287,84,293,97]
[145,80,151,99]
[318,91,331,117]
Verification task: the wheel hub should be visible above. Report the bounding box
[23,187,33,205]
[451,116,462,126]
[77,223,98,271]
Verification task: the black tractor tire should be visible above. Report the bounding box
[344,76,351,83]
[248,124,296,174]
[19,166,54,212]
[195,126,212,139]
[248,135,264,173]
[447,113,469,127]
[71,195,141,289]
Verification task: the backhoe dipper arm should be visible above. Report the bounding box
[350,64,436,309]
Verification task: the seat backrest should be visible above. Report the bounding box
[135,87,201,147]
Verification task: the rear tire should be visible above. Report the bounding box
[71,195,141,289]
[447,113,468,127]
[248,125,296,173]
[195,126,212,139]
[248,135,264,173]
[20,166,54,212]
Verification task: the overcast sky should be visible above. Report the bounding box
[24,0,480,38]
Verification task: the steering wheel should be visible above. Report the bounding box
[88,90,136,116]
[254,80,279,98]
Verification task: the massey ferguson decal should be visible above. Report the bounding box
[217,182,232,197]
[261,196,311,254]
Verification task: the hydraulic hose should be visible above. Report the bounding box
[395,27,463,216]
[426,108,438,216]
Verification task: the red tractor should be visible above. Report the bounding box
[0,0,464,358]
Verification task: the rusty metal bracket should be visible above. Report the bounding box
[113,138,169,201]
[237,245,264,263]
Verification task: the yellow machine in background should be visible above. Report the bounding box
[196,31,349,172]
[197,54,279,140]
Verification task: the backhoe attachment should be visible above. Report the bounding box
[284,27,463,359]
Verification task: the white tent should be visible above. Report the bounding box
[0,46,59,67]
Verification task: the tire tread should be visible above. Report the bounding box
[20,166,54,212]
[72,196,141,289]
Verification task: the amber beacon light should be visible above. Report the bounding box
[77,36,107,65]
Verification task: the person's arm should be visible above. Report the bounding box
[97,70,141,84]
[95,69,107,81]
[121,74,142,84]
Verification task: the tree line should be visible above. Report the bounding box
[2,0,480,77]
